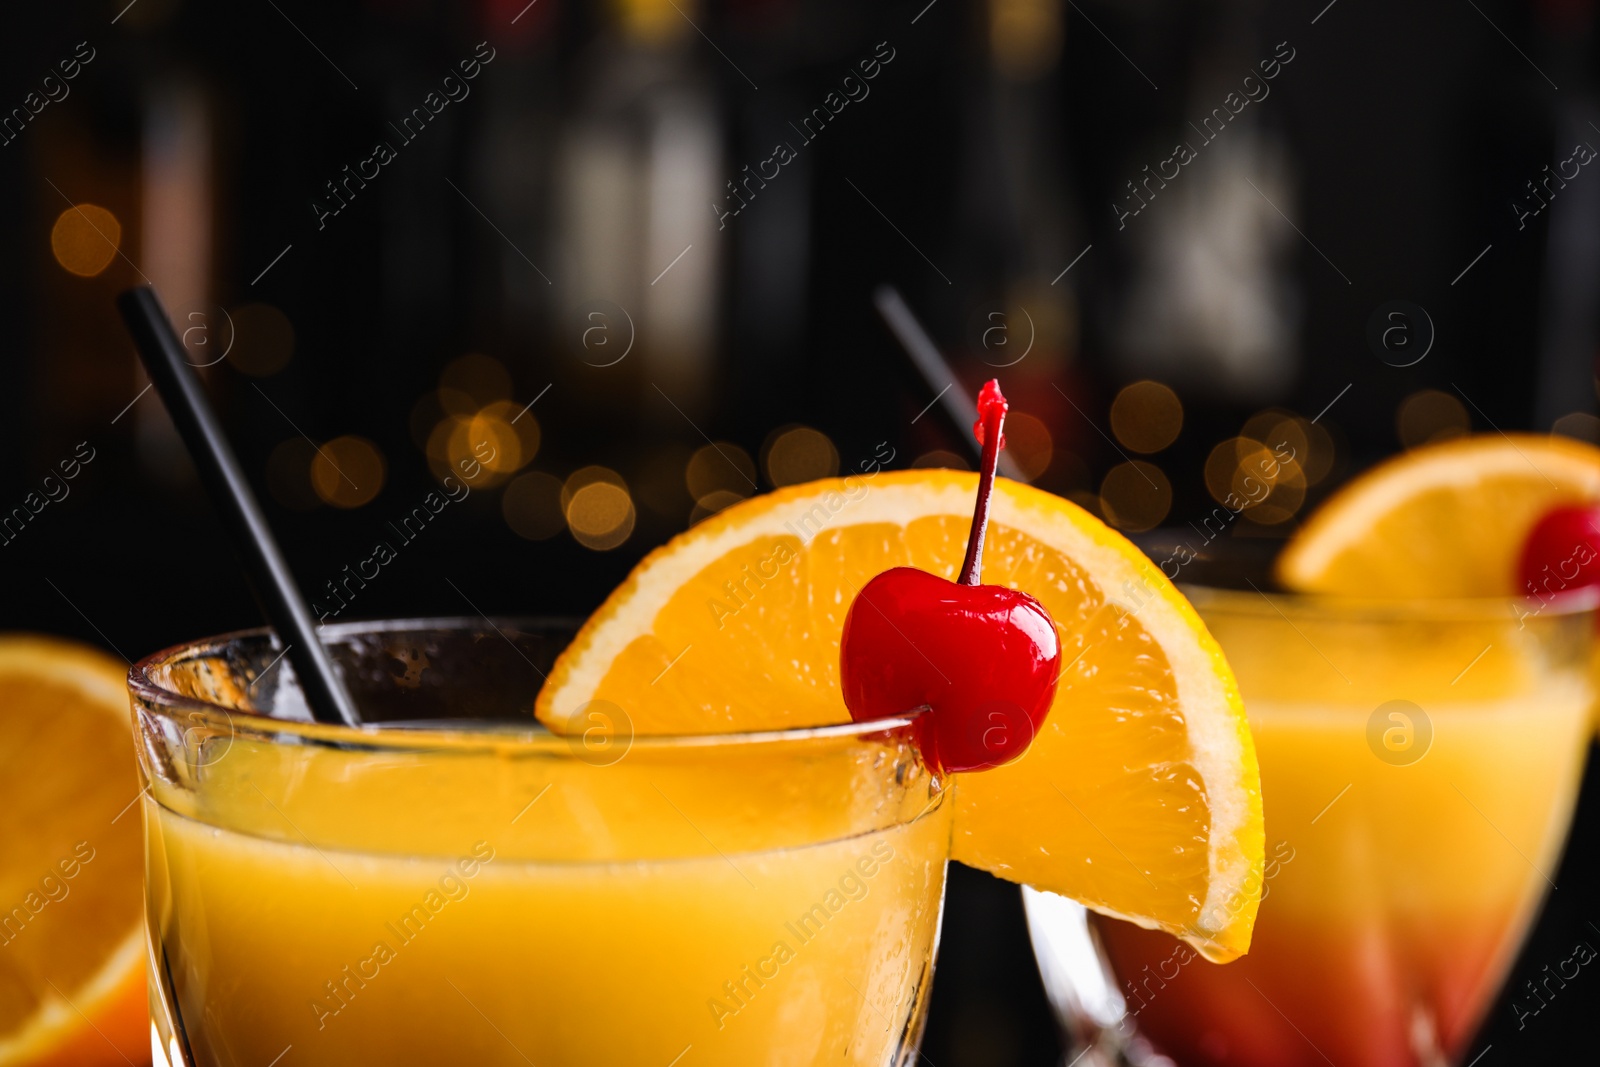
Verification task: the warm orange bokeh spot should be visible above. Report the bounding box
[563,467,635,550]
[1003,411,1053,482]
[762,426,839,487]
[1099,460,1172,531]
[1110,380,1183,454]
[310,436,386,508]
[686,442,754,500]
[50,204,122,277]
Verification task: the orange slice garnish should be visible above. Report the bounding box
[536,471,1264,960]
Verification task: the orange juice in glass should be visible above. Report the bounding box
[131,620,951,1067]
[1032,584,1595,1067]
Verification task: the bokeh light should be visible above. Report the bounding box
[1204,437,1264,504]
[424,418,477,487]
[1110,381,1183,454]
[686,442,756,500]
[1300,421,1336,486]
[439,353,512,415]
[1553,412,1600,443]
[227,303,295,376]
[310,436,386,508]
[990,0,1063,81]
[51,204,121,277]
[1098,461,1171,532]
[1004,411,1053,481]
[1396,389,1469,448]
[561,465,627,508]
[1242,409,1335,486]
[426,402,536,488]
[1248,485,1307,524]
[910,449,972,471]
[426,416,465,471]
[1204,436,1306,524]
[467,400,540,474]
[762,426,839,487]
[265,438,321,511]
[568,483,635,549]
[502,472,565,540]
[1240,409,1293,449]
[563,467,635,550]
[617,0,688,44]
[691,490,746,525]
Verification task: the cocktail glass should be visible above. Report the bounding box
[1025,582,1596,1067]
[130,619,952,1066]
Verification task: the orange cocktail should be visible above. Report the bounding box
[131,621,950,1067]
[1093,587,1594,1067]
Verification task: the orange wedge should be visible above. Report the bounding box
[0,636,147,1067]
[537,471,1264,960]
[1277,433,1600,597]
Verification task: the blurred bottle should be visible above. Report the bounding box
[554,0,722,418]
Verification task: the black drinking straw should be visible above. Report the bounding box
[117,286,362,726]
[873,284,1025,481]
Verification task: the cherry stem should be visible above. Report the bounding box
[958,389,1006,586]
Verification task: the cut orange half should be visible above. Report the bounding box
[536,471,1264,960]
[0,636,147,1067]
[1277,433,1600,597]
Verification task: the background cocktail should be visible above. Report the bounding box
[132,621,951,1066]
[1044,585,1596,1067]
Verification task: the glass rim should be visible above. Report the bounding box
[128,616,920,756]
[1180,581,1600,621]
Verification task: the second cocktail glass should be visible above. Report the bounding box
[130,619,952,1066]
[1028,582,1596,1067]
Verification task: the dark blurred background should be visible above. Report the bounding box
[3,0,1599,1063]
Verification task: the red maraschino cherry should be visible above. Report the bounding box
[1518,504,1600,601]
[840,380,1061,773]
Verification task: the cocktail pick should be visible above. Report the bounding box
[117,286,362,726]
[872,284,1025,481]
